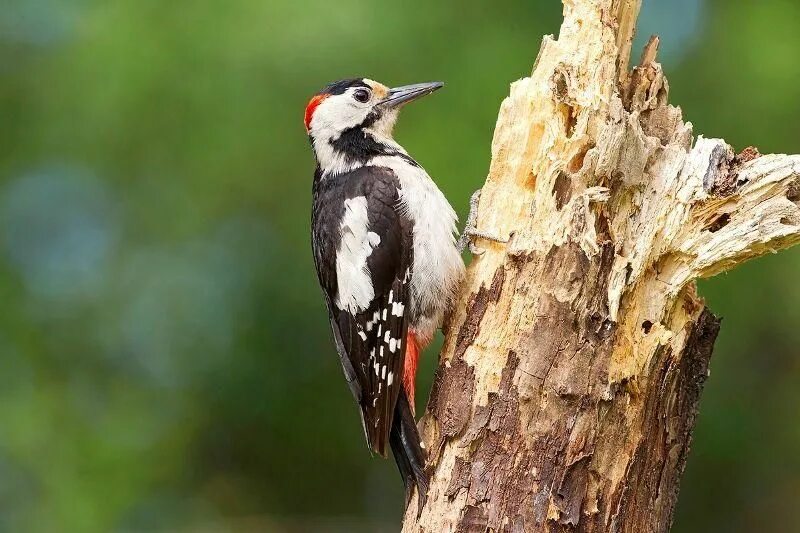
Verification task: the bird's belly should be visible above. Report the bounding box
[409,233,463,340]
[404,182,465,343]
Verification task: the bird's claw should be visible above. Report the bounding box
[467,229,508,255]
[459,189,509,255]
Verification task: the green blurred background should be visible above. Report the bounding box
[1,0,799,531]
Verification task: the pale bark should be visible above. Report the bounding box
[402,1,800,532]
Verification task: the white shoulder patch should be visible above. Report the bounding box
[335,196,380,313]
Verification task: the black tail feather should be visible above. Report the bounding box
[390,391,428,516]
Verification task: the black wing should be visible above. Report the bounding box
[312,166,413,456]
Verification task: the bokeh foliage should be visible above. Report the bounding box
[0,0,799,531]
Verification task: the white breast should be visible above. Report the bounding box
[370,155,465,343]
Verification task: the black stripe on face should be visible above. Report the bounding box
[361,110,381,129]
[321,78,371,95]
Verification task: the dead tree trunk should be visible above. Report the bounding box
[402,1,800,531]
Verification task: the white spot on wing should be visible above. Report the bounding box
[334,196,380,313]
[366,310,380,332]
[389,338,397,353]
[387,372,394,386]
[367,231,380,246]
[391,302,405,317]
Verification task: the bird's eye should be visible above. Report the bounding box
[353,89,371,103]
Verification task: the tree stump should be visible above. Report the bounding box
[402,1,800,531]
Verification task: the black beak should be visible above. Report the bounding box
[378,82,444,109]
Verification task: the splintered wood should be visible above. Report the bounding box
[402,0,800,532]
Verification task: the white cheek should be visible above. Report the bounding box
[310,96,373,175]
[312,98,367,139]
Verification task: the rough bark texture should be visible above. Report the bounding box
[402,1,800,532]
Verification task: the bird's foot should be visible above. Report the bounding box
[458,189,509,255]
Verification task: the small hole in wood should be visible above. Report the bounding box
[642,320,653,334]
[568,143,592,173]
[553,71,569,100]
[564,105,577,138]
[705,213,730,233]
[787,180,800,204]
[552,171,572,211]
[594,213,612,242]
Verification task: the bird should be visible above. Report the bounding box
[306,77,467,511]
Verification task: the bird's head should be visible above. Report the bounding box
[304,78,443,174]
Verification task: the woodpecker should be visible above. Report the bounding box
[306,78,466,509]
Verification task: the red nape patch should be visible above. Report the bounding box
[304,94,328,131]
